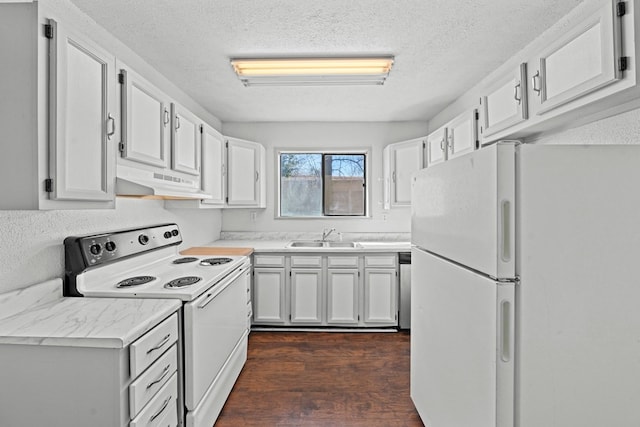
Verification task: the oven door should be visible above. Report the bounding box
[183,261,250,410]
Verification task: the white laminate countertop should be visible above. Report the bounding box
[0,279,181,349]
[205,239,411,253]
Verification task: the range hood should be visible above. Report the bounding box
[116,164,211,200]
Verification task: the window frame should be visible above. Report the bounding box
[276,148,371,219]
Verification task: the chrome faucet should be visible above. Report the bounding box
[321,228,336,241]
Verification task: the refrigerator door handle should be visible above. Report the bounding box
[500,200,512,263]
[499,299,512,362]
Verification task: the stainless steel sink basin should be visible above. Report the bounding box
[286,241,361,249]
[288,241,325,248]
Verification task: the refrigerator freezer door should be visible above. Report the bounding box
[517,144,640,426]
[411,248,514,427]
[412,142,516,279]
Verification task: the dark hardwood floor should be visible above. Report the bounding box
[216,331,424,426]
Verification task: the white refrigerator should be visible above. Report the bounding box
[410,141,640,427]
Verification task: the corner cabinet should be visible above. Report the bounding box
[383,137,426,208]
[118,64,170,168]
[427,108,478,166]
[47,19,116,205]
[226,137,266,208]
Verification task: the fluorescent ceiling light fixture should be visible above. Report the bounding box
[230,57,394,86]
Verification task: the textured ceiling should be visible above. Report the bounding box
[69,0,583,122]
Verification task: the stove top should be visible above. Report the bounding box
[64,223,247,301]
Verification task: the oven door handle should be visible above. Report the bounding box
[197,263,249,309]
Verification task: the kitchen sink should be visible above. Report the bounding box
[286,241,361,249]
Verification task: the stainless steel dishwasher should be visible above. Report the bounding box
[399,252,411,329]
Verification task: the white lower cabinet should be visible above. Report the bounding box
[290,268,323,324]
[327,269,360,325]
[0,312,179,427]
[250,253,398,328]
[252,267,287,324]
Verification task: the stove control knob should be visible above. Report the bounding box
[171,229,179,237]
[89,243,102,255]
[138,234,150,245]
[164,231,172,239]
[105,241,116,252]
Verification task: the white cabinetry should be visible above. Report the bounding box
[426,126,448,166]
[0,313,179,427]
[48,19,117,204]
[250,253,398,328]
[252,255,287,325]
[200,124,226,206]
[383,137,426,208]
[529,0,623,116]
[226,137,266,207]
[118,65,170,168]
[363,256,398,326]
[480,63,528,142]
[171,103,201,176]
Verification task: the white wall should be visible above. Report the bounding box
[0,199,222,293]
[222,121,429,233]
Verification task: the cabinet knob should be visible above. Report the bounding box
[106,114,116,139]
[531,71,541,96]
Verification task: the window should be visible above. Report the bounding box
[279,152,366,217]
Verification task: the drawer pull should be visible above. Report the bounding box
[149,396,171,423]
[146,334,171,355]
[146,365,171,390]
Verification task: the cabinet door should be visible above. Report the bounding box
[389,138,425,206]
[119,67,170,168]
[200,124,226,206]
[290,269,323,324]
[531,0,623,115]
[426,126,447,166]
[48,19,115,202]
[171,103,200,176]
[446,109,478,160]
[326,269,359,325]
[363,269,398,325]
[252,268,286,324]
[227,137,260,206]
[480,63,528,140]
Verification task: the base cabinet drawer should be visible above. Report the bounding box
[130,373,178,427]
[129,345,178,419]
[130,313,178,377]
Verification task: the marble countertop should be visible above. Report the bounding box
[0,279,181,349]
[205,239,411,253]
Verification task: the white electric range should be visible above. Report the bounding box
[64,223,250,427]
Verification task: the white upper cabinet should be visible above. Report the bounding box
[200,124,226,206]
[480,63,528,141]
[383,137,426,208]
[48,19,116,203]
[446,109,478,160]
[529,0,623,116]
[118,66,170,168]
[226,137,266,207]
[171,103,200,176]
[426,126,448,167]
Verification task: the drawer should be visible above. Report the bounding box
[290,256,322,268]
[364,255,397,268]
[129,344,178,419]
[130,313,178,378]
[253,255,285,267]
[327,256,359,268]
[130,372,178,427]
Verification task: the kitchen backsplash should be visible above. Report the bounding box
[219,231,411,242]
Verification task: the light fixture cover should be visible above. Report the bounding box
[230,57,394,86]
